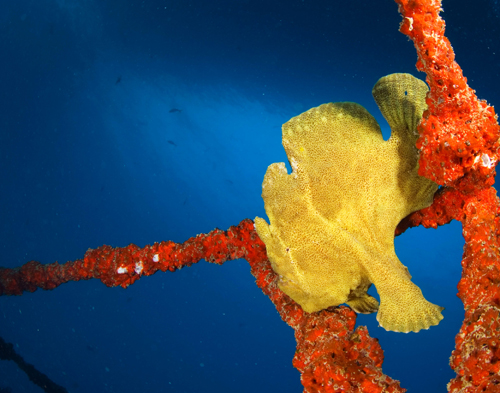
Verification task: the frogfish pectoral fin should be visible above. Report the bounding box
[375,279,444,333]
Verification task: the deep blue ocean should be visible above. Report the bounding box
[1,1,499,392]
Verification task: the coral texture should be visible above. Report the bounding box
[255,73,441,333]
[395,0,500,391]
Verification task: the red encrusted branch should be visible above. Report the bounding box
[0,219,262,296]
[396,0,499,190]
[395,0,500,391]
[0,219,404,392]
[395,187,464,234]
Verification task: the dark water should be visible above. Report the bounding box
[0,1,499,392]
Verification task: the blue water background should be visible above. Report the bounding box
[1,0,499,392]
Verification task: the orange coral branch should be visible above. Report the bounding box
[0,219,261,296]
[395,187,463,235]
[0,219,404,392]
[396,0,499,189]
[395,0,500,391]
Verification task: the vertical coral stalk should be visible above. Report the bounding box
[394,0,500,391]
[396,0,499,189]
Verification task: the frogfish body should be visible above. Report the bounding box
[255,73,443,333]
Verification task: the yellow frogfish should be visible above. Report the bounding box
[255,73,443,333]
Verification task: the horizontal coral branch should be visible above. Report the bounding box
[0,219,404,392]
[0,219,261,295]
[395,187,464,235]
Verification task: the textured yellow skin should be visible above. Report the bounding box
[255,74,443,333]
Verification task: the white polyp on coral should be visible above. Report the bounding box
[406,16,414,31]
[117,266,128,274]
[481,153,494,168]
[474,153,495,169]
[135,260,144,275]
